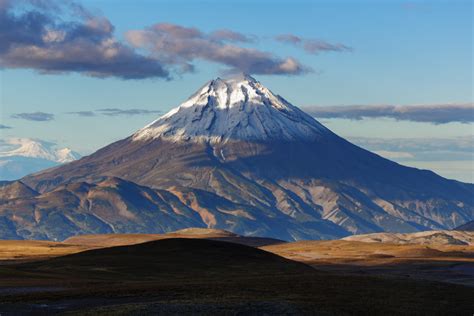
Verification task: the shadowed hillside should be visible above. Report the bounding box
[455,220,474,231]
[20,238,309,279]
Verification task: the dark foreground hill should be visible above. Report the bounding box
[20,238,309,279]
[0,238,473,315]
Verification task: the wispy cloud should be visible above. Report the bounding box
[209,29,255,43]
[350,136,474,161]
[66,111,96,117]
[125,23,312,76]
[275,34,352,54]
[66,109,162,117]
[0,0,168,79]
[0,124,12,129]
[96,108,162,116]
[303,103,474,124]
[350,135,474,182]
[11,112,55,121]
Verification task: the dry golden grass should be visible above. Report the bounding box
[262,240,474,287]
[0,229,282,263]
[0,240,91,263]
[2,233,473,266]
[63,234,170,247]
[63,228,281,248]
[63,228,237,247]
[262,240,474,265]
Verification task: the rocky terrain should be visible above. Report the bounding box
[0,177,340,241]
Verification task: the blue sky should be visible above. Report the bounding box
[0,0,473,182]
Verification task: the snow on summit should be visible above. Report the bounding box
[133,74,330,143]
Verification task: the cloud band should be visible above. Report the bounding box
[303,103,474,124]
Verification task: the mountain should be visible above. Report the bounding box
[455,220,474,231]
[0,138,81,180]
[0,177,342,241]
[2,74,472,241]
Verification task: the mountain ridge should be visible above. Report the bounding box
[0,177,346,240]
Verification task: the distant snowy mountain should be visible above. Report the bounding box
[0,138,80,180]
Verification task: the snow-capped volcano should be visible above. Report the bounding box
[133,74,329,143]
[14,76,474,241]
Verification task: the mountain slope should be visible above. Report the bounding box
[455,220,474,231]
[0,178,344,240]
[10,75,474,240]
